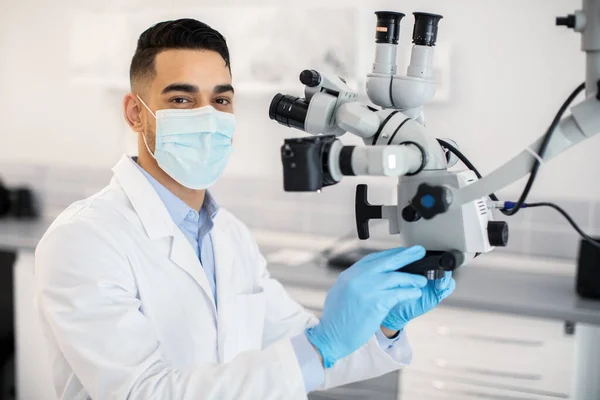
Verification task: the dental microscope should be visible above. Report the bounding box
[268,4,600,280]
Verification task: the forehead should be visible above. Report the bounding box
[152,49,231,91]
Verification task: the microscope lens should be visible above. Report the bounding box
[269,93,310,131]
[374,11,405,44]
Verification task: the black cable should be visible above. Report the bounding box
[500,82,586,216]
[437,138,600,249]
[524,202,600,249]
[436,139,500,201]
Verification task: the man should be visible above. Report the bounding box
[34,19,455,399]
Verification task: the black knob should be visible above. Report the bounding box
[401,205,421,222]
[412,12,443,46]
[355,184,383,240]
[488,221,509,247]
[556,14,576,28]
[596,80,600,101]
[299,70,321,87]
[410,183,453,220]
[439,252,457,269]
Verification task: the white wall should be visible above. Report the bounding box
[1,0,598,200]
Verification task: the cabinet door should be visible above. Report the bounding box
[400,307,573,399]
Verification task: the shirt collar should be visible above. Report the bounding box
[132,157,219,227]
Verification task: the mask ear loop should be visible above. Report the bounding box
[136,95,158,160]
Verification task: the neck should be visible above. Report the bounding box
[137,150,206,212]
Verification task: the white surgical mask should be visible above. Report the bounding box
[138,96,236,189]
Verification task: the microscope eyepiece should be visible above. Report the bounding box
[374,11,405,44]
[269,93,310,131]
[412,12,443,46]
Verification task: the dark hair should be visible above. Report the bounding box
[129,18,230,88]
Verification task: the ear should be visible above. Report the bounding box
[123,93,145,133]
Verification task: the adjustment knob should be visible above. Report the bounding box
[299,70,321,87]
[556,14,576,28]
[410,183,453,220]
[487,221,509,247]
[401,205,421,222]
[355,184,383,240]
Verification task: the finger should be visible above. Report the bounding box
[374,271,428,289]
[370,246,426,274]
[434,271,453,291]
[383,287,423,308]
[438,277,456,301]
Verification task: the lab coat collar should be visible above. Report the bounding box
[112,155,174,240]
[131,157,220,227]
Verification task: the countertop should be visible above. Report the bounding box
[266,256,600,325]
[255,231,600,326]
[2,218,600,325]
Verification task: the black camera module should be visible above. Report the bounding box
[281,135,338,192]
[269,93,310,132]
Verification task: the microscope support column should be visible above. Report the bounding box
[571,2,600,399]
[572,324,600,399]
[584,0,600,96]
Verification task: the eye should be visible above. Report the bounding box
[171,97,190,104]
[215,98,231,106]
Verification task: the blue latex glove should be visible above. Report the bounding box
[381,270,456,332]
[306,246,428,368]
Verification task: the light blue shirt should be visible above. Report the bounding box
[135,161,218,304]
[134,160,400,392]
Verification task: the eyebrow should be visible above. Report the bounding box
[161,83,235,95]
[161,83,199,94]
[214,84,235,95]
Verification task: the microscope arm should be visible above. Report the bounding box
[436,95,600,213]
[347,145,423,176]
[336,102,380,139]
[331,102,427,178]
[331,142,424,178]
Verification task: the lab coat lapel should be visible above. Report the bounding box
[169,231,216,313]
[211,220,236,363]
[112,155,216,310]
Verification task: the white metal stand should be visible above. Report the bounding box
[571,324,600,399]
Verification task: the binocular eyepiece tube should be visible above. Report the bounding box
[372,11,443,76]
[412,12,443,47]
[374,11,443,47]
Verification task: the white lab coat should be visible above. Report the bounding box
[34,155,412,400]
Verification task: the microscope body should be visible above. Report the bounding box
[269,11,505,278]
[395,171,495,258]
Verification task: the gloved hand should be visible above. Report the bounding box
[381,270,456,332]
[305,246,428,368]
